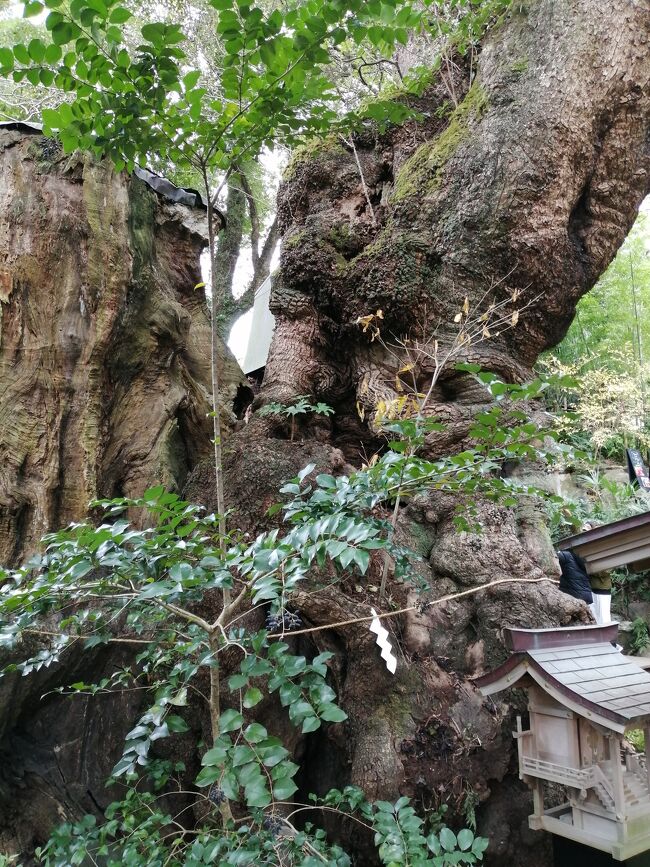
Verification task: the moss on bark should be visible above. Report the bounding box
[392,82,488,203]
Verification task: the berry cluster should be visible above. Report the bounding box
[263,815,284,836]
[208,784,226,805]
[265,610,302,632]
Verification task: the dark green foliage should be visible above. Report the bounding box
[0,367,573,865]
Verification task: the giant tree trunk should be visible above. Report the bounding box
[0,126,246,566]
[207,1,648,863]
[0,126,248,855]
[268,0,649,454]
[1,0,650,864]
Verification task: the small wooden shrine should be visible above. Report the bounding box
[476,624,650,862]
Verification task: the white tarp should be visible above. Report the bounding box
[241,273,275,374]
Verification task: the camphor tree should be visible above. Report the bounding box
[0,0,649,864]
[0,0,545,862]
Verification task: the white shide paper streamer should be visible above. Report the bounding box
[369,608,397,674]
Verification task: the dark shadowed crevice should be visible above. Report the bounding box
[568,179,592,263]
[233,383,254,419]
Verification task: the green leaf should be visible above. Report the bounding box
[318,702,347,723]
[41,107,61,131]
[51,21,75,44]
[244,778,272,808]
[44,43,62,63]
[138,581,173,599]
[244,722,268,743]
[439,827,457,852]
[195,765,222,786]
[221,771,239,800]
[352,548,370,574]
[0,48,14,71]
[219,709,243,733]
[13,44,30,64]
[301,715,321,733]
[259,742,288,767]
[143,484,165,501]
[27,38,46,62]
[297,463,315,482]
[183,69,200,90]
[243,687,263,708]
[141,22,165,44]
[201,743,229,765]
[231,745,256,767]
[457,828,474,851]
[24,0,44,17]
[108,5,130,22]
[472,837,489,856]
[273,778,298,800]
[166,714,189,732]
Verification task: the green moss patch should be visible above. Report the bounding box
[392,82,488,204]
[283,134,345,181]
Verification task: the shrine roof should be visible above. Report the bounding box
[557,511,650,573]
[475,625,650,733]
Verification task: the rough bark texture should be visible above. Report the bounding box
[0,127,246,566]
[219,1,648,863]
[269,0,650,459]
[1,0,650,864]
[0,127,251,857]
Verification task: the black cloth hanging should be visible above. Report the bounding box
[558,550,593,604]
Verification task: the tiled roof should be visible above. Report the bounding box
[476,626,650,732]
[529,643,650,723]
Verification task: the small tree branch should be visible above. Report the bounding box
[339,134,376,226]
[238,169,261,271]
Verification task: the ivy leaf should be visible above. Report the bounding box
[243,687,263,708]
[301,715,321,733]
[244,779,272,808]
[244,722,268,743]
[273,778,298,800]
[195,765,222,787]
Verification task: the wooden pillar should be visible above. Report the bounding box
[529,779,544,830]
[610,736,626,823]
[515,715,525,777]
[644,725,650,795]
[532,779,543,816]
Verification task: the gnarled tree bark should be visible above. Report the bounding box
[0,126,246,567]
[1,0,650,864]
[211,1,649,863]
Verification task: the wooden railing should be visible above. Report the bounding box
[521,757,616,808]
[521,756,592,788]
[589,765,616,810]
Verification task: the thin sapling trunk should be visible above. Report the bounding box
[204,172,231,607]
